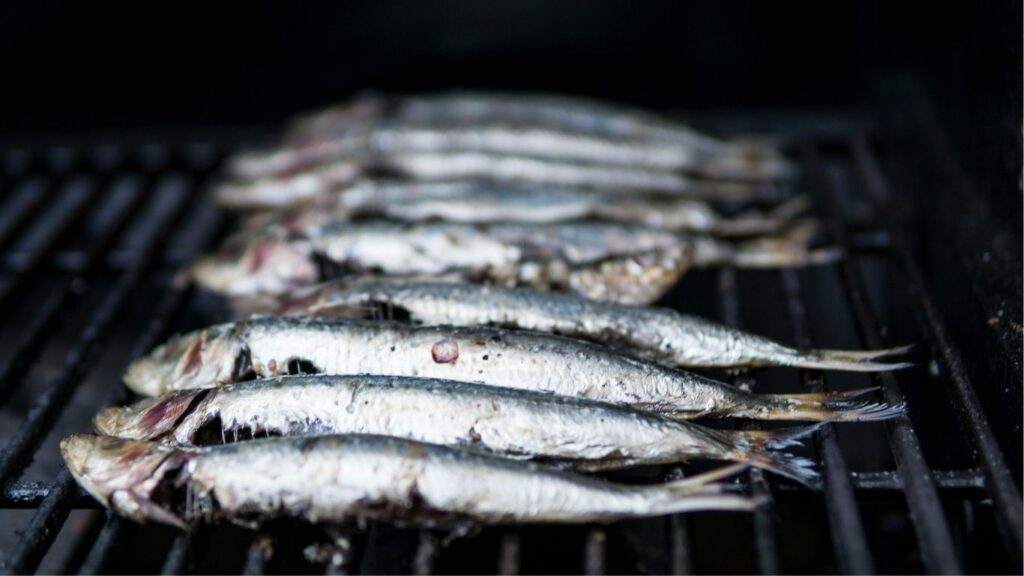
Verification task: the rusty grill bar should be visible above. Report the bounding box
[0,115,1018,574]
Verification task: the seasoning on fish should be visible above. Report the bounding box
[61,433,760,529]
[269,280,912,372]
[237,179,807,236]
[216,151,772,210]
[123,317,904,423]
[95,374,820,484]
[190,219,840,302]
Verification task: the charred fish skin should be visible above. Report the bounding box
[273,281,912,372]
[94,375,817,484]
[61,433,759,529]
[124,317,904,423]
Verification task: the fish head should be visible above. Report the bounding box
[124,325,245,396]
[93,389,208,441]
[191,235,319,298]
[61,434,190,528]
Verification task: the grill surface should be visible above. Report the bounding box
[0,110,1019,574]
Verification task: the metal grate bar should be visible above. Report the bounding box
[497,531,521,575]
[160,530,197,575]
[0,171,97,313]
[849,135,1024,567]
[241,535,272,575]
[779,269,875,574]
[413,531,439,575]
[0,171,152,409]
[805,143,963,574]
[0,175,199,495]
[718,267,781,575]
[1,469,80,575]
[583,527,607,575]
[74,515,125,575]
[1,200,222,574]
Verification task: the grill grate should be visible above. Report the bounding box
[0,114,1019,574]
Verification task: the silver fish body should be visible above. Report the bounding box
[217,151,768,210]
[268,92,793,179]
[272,281,912,372]
[191,219,838,302]
[257,179,804,236]
[124,317,903,423]
[61,433,758,529]
[95,374,817,483]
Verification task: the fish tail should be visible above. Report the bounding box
[641,463,764,514]
[756,388,906,422]
[733,424,824,486]
[709,220,841,268]
[749,341,915,372]
[782,344,915,372]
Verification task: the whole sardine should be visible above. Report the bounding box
[95,374,818,483]
[61,434,759,529]
[123,316,903,422]
[238,179,807,236]
[229,123,794,186]
[268,280,912,372]
[216,151,771,210]
[266,92,792,180]
[190,219,839,302]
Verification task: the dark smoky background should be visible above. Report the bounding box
[0,0,1018,226]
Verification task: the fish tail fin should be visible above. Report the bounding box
[708,220,843,269]
[758,387,906,422]
[784,344,915,372]
[733,424,824,486]
[643,463,765,515]
[751,341,915,372]
[661,462,751,494]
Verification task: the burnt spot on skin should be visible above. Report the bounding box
[431,339,459,364]
[286,358,321,375]
[232,347,255,382]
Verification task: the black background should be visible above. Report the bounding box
[0,0,987,131]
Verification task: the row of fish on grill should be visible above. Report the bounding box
[63,92,913,534]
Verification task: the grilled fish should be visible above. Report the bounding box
[95,374,818,483]
[61,433,759,529]
[229,123,793,187]
[123,317,903,422]
[258,92,793,181]
[237,180,807,237]
[268,280,912,372]
[215,151,771,210]
[190,219,839,302]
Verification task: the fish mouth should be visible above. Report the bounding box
[123,332,202,397]
[191,240,319,298]
[93,390,210,441]
[61,434,195,529]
